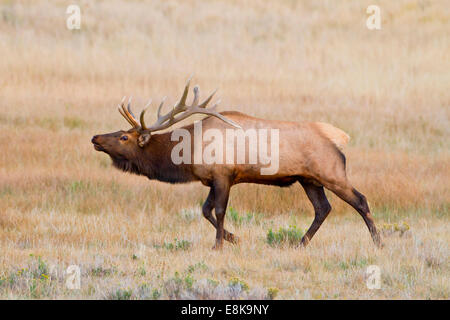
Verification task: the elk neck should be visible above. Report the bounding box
[123,131,196,184]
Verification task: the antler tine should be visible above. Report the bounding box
[191,86,200,107]
[127,97,137,119]
[118,96,136,127]
[209,99,221,111]
[197,88,217,109]
[151,80,194,128]
[170,104,177,122]
[157,96,167,119]
[174,78,191,111]
[117,96,144,129]
[120,96,130,118]
[120,96,140,128]
[139,99,152,130]
[118,106,135,127]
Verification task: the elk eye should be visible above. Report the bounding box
[120,135,128,141]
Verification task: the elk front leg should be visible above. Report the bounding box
[202,188,238,244]
[211,179,231,250]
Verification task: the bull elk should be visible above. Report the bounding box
[92,79,382,249]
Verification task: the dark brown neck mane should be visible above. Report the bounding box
[111,132,197,184]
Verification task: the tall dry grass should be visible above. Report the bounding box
[0,0,448,299]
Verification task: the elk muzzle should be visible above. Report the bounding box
[91,135,105,151]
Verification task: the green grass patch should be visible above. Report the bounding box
[266,225,303,247]
[90,266,117,277]
[228,277,249,292]
[0,255,53,299]
[108,288,133,300]
[154,239,192,251]
[163,271,196,299]
[186,262,208,274]
[228,207,263,226]
[267,287,279,300]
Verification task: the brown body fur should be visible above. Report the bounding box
[92,111,382,249]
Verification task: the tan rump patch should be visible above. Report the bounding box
[314,122,350,150]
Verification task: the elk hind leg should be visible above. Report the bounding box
[325,180,383,248]
[299,181,332,247]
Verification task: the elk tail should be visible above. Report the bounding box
[314,122,350,151]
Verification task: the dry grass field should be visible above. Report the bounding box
[0,0,448,299]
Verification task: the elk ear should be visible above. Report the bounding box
[138,132,151,147]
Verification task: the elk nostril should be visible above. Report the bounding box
[91,135,99,143]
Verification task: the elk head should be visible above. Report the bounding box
[91,78,241,163]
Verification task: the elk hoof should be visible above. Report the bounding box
[225,233,239,244]
[373,233,384,248]
[375,240,385,249]
[212,238,225,250]
[299,236,310,248]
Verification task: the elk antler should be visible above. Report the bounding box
[117,78,242,132]
[117,96,141,128]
